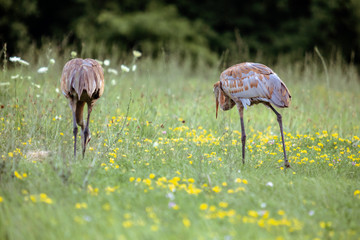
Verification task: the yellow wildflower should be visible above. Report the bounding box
[14,171,22,180]
[200,203,208,210]
[151,225,158,231]
[227,189,234,194]
[102,203,111,211]
[227,209,236,217]
[219,202,228,208]
[182,217,191,228]
[277,210,285,216]
[122,220,133,228]
[105,186,117,194]
[354,190,360,198]
[39,193,53,204]
[209,205,217,212]
[212,186,221,193]
[248,210,258,218]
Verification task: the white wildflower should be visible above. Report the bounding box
[71,51,77,58]
[49,59,56,64]
[9,57,21,62]
[11,75,19,79]
[260,203,267,208]
[111,79,116,85]
[308,210,315,216]
[36,94,40,98]
[132,65,137,71]
[224,236,232,240]
[55,88,60,93]
[104,59,110,66]
[83,215,92,222]
[37,67,48,73]
[257,210,267,217]
[166,192,175,200]
[266,182,274,187]
[19,59,29,65]
[9,56,29,66]
[121,65,130,72]
[133,50,142,58]
[31,82,41,89]
[108,68,118,75]
[168,202,176,208]
[0,82,10,86]
[153,142,159,148]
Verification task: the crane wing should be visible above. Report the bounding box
[220,62,291,108]
[60,58,104,100]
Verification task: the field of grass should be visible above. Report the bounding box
[0,48,360,240]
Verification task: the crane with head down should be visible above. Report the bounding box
[61,58,105,158]
[213,62,291,168]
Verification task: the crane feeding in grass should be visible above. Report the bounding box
[60,58,105,158]
[213,62,291,168]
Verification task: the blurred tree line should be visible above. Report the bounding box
[1,0,360,63]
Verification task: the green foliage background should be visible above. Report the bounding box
[1,0,360,62]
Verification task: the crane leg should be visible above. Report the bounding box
[74,101,85,158]
[72,110,78,158]
[268,104,290,168]
[82,104,93,158]
[237,105,246,164]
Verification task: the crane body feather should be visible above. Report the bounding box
[219,62,291,109]
[61,58,104,102]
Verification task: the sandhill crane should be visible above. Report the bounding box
[60,58,105,158]
[213,62,291,168]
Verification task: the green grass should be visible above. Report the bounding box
[0,49,360,240]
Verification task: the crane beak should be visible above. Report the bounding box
[81,129,91,159]
[214,83,220,119]
[82,142,86,158]
[216,97,219,119]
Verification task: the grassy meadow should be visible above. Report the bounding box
[0,47,360,240]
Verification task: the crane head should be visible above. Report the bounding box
[213,81,221,119]
[81,128,91,158]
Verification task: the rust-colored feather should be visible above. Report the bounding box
[220,62,291,109]
[213,62,291,168]
[216,82,235,111]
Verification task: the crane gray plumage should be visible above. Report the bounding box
[213,62,291,168]
[60,58,105,158]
